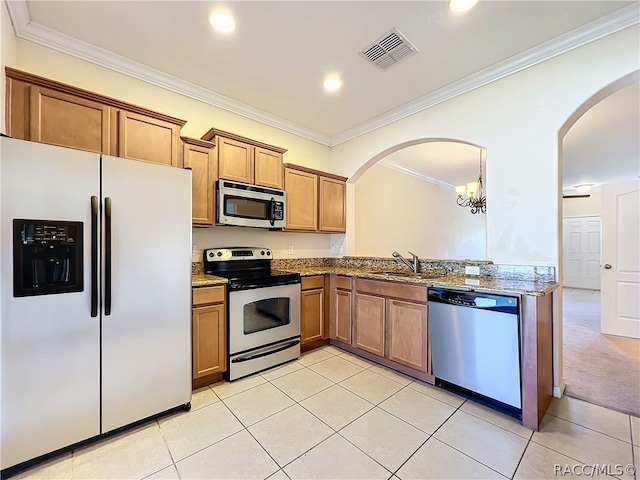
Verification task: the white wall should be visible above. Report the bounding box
[563,191,602,217]
[331,26,640,269]
[1,1,17,134]
[355,164,486,259]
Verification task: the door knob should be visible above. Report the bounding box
[604,264,612,269]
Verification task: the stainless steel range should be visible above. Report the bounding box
[203,247,301,381]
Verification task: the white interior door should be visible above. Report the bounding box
[562,216,601,289]
[601,180,640,338]
[100,155,192,432]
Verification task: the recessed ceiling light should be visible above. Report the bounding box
[450,0,479,13]
[209,12,235,33]
[574,184,594,193]
[323,75,342,92]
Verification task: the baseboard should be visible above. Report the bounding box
[553,380,566,398]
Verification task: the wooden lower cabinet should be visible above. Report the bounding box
[333,289,352,344]
[354,293,385,357]
[332,277,430,377]
[301,289,324,344]
[192,286,226,387]
[301,275,329,351]
[387,299,429,373]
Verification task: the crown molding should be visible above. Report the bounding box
[378,159,456,190]
[330,4,640,146]
[6,1,638,148]
[5,0,331,146]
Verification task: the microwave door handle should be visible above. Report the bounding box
[269,197,276,226]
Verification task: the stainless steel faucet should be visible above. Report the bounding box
[392,251,420,273]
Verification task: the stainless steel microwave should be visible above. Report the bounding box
[216,180,286,229]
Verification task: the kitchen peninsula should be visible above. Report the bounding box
[192,256,558,431]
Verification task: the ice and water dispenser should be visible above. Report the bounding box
[13,219,84,297]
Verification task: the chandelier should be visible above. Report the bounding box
[455,148,487,214]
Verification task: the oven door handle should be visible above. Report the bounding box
[231,339,301,363]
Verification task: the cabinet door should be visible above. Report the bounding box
[301,288,324,344]
[29,85,110,154]
[117,110,181,167]
[217,137,254,184]
[354,293,385,357]
[387,299,428,373]
[254,147,283,189]
[192,304,226,378]
[184,143,217,226]
[285,168,318,231]
[319,177,346,233]
[332,289,352,344]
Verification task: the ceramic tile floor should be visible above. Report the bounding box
[9,345,640,480]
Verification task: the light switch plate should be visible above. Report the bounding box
[465,265,480,276]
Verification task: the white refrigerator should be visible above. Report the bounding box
[0,137,192,470]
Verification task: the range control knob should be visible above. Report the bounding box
[208,251,214,258]
[217,251,222,257]
[261,250,265,255]
[266,250,271,256]
[230,282,241,289]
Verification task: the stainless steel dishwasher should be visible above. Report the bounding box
[428,288,521,415]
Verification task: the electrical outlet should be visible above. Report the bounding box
[465,265,480,276]
[288,245,294,255]
[337,245,343,254]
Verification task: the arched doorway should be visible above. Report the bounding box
[348,138,488,261]
[558,71,640,415]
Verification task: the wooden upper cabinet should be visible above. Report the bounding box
[285,167,318,231]
[182,137,217,226]
[283,164,347,233]
[254,147,283,189]
[217,136,254,184]
[201,128,286,188]
[117,110,181,167]
[5,68,186,165]
[29,85,110,154]
[319,176,346,233]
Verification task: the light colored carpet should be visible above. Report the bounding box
[562,288,640,417]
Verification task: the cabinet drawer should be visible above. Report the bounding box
[302,275,324,290]
[355,278,427,303]
[334,275,352,290]
[192,286,225,306]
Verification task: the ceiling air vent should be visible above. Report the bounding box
[359,28,418,71]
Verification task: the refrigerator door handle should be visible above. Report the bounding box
[91,196,99,317]
[104,197,112,316]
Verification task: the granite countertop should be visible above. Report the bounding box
[191,274,228,287]
[275,266,558,296]
[191,261,558,296]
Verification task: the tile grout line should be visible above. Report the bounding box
[541,411,634,445]
[510,435,534,479]
[389,397,467,478]
[151,418,181,480]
